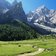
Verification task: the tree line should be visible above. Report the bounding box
[0,23,39,41]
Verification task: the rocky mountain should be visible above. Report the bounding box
[0,0,39,41]
[0,1,27,23]
[0,0,11,14]
[12,0,18,6]
[0,0,56,35]
[27,5,56,34]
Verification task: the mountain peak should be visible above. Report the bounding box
[12,0,18,5]
[35,5,49,14]
[36,5,48,10]
[14,1,22,9]
[1,1,27,23]
[18,1,22,7]
[39,5,46,9]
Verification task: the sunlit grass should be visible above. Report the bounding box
[0,39,56,56]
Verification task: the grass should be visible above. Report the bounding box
[0,41,36,56]
[0,39,56,56]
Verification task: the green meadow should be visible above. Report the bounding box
[0,39,56,56]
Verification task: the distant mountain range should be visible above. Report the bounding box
[0,0,56,35]
[27,5,56,34]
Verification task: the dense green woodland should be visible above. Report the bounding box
[0,20,40,41]
[0,20,56,41]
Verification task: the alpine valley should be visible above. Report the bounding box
[0,1,56,56]
[0,0,56,41]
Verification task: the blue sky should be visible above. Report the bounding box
[7,0,56,13]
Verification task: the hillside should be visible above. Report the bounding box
[27,5,56,34]
[0,20,39,41]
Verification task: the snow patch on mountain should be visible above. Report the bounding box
[27,5,56,34]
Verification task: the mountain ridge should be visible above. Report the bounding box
[0,0,56,35]
[0,1,40,41]
[27,5,56,34]
[0,1,27,24]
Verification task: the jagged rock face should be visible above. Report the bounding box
[27,5,56,27]
[0,0,11,14]
[27,5,56,34]
[0,2,27,23]
[12,0,18,6]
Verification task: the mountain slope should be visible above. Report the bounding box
[27,5,56,34]
[0,20,39,41]
[0,1,40,41]
[0,2,27,23]
[0,0,11,14]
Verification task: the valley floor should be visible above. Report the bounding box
[0,39,56,56]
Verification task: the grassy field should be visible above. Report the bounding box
[0,39,56,56]
[0,41,36,56]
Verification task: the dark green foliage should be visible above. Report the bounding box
[0,20,40,41]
